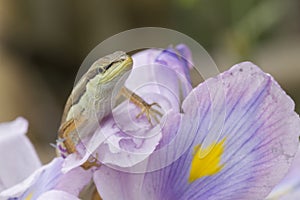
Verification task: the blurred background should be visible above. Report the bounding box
[0,0,299,163]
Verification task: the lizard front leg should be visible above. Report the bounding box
[120,87,163,125]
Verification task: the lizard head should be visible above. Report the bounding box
[90,51,133,84]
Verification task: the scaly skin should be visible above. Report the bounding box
[57,51,162,169]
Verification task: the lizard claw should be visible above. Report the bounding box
[120,87,164,126]
[136,102,163,125]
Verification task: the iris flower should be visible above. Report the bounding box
[63,44,300,199]
[1,44,300,200]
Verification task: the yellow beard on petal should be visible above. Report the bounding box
[188,138,226,183]
[25,193,33,200]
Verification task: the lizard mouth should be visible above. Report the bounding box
[105,60,121,71]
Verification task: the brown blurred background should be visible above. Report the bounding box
[0,0,299,163]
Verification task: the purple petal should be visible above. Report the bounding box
[176,44,193,70]
[178,62,300,199]
[0,117,41,191]
[93,62,300,200]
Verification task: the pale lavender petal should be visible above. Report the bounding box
[266,146,300,200]
[37,190,80,200]
[62,133,106,172]
[94,101,181,168]
[0,158,64,199]
[56,165,92,196]
[130,44,192,81]
[129,49,161,68]
[0,157,91,199]
[93,166,146,200]
[269,191,300,200]
[126,45,193,113]
[94,62,300,200]
[0,117,41,191]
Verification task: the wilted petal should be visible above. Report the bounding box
[94,62,300,200]
[0,117,41,191]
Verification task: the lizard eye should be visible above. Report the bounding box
[97,66,104,74]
